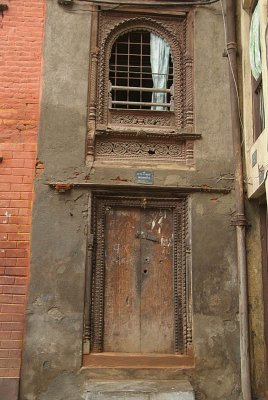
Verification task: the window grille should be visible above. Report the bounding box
[109,30,174,110]
[253,76,265,140]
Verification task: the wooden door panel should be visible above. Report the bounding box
[104,207,141,353]
[140,208,174,353]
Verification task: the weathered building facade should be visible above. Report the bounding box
[20,0,242,399]
[0,0,267,399]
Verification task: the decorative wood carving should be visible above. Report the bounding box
[88,193,192,355]
[95,136,187,163]
[86,8,195,164]
[87,8,99,162]
[110,111,173,127]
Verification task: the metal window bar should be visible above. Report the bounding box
[258,84,265,132]
[109,30,173,110]
[253,76,265,140]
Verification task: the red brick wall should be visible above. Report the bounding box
[0,1,45,378]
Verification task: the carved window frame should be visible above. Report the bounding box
[86,8,195,163]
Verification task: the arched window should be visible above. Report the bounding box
[109,30,174,111]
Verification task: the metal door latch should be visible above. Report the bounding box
[135,232,159,243]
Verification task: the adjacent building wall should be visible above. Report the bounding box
[0,1,45,398]
[240,0,267,397]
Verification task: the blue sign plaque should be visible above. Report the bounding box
[135,171,154,185]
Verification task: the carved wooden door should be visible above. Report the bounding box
[104,206,174,354]
[85,195,192,368]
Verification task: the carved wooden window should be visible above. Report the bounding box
[86,9,197,164]
[109,30,174,110]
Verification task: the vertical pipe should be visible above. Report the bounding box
[225,1,252,399]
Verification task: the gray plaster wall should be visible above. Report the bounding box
[20,2,241,400]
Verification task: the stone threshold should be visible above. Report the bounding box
[84,379,195,400]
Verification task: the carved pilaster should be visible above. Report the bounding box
[185,10,194,131]
[185,57,194,128]
[185,140,194,166]
[87,50,98,161]
[86,7,99,164]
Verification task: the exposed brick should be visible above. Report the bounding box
[8,216,30,225]
[11,315,24,324]
[0,358,21,368]
[0,278,15,286]
[0,0,44,380]
[14,278,27,286]
[1,305,24,314]
[0,202,10,208]
[0,210,19,217]
[0,168,12,175]
[0,234,8,241]
[0,341,22,350]
[4,268,27,277]
[0,295,13,304]
[0,260,16,268]
[0,193,21,200]
[12,168,34,177]
[10,184,33,192]
[0,350,9,358]
[10,332,23,340]
[0,332,11,340]
[1,286,27,295]
[18,226,31,235]
[18,208,31,216]
[0,176,23,184]
[8,234,30,242]
[0,184,11,192]
[15,259,28,267]
[0,323,23,332]
[0,242,17,250]
[2,160,24,168]
[9,200,31,208]
[0,367,20,377]
[16,243,29,251]
[12,296,26,305]
[0,226,19,234]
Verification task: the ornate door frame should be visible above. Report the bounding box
[83,191,193,368]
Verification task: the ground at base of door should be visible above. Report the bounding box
[84,379,195,400]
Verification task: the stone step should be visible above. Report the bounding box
[84,380,195,400]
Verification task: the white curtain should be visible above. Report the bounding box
[150,33,170,110]
[249,2,262,80]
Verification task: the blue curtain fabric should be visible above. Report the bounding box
[150,33,170,110]
[249,2,262,80]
